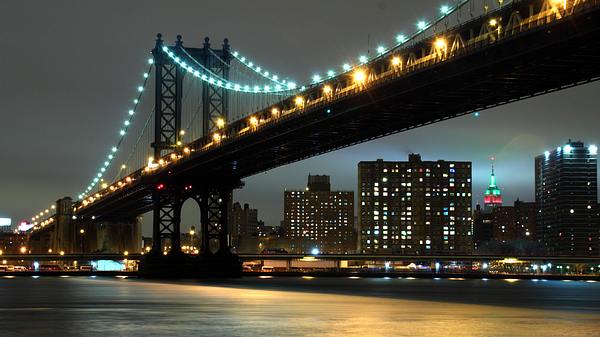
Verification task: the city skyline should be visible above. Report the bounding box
[0,2,598,336]
[1,0,599,231]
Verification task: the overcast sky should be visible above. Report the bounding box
[1,1,598,235]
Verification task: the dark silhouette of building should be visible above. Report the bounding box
[231,202,259,239]
[284,175,355,254]
[535,140,599,255]
[0,232,28,254]
[473,204,493,250]
[490,200,536,242]
[358,154,473,255]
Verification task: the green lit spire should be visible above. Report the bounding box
[484,161,502,208]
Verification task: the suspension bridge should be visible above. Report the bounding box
[25,0,600,276]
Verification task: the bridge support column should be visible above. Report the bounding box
[140,180,242,278]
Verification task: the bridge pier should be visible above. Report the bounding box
[140,180,242,278]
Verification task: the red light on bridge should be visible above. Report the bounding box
[157,183,165,190]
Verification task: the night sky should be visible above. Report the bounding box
[1,1,598,235]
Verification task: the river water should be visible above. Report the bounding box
[0,276,598,336]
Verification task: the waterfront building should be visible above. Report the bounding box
[284,175,355,254]
[535,140,599,255]
[358,154,473,255]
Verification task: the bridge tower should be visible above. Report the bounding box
[143,34,240,277]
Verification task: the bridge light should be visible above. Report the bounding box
[125,176,132,183]
[158,159,165,165]
[342,63,351,71]
[183,147,190,154]
[563,144,573,154]
[213,133,221,142]
[137,86,143,92]
[156,183,165,190]
[147,58,154,64]
[550,0,567,10]
[119,130,125,136]
[589,145,598,155]
[435,38,447,50]
[271,108,279,116]
[60,251,65,256]
[101,183,108,189]
[111,147,117,153]
[216,118,225,129]
[250,116,259,127]
[489,18,498,26]
[417,21,427,30]
[179,130,185,136]
[396,34,407,44]
[440,5,450,15]
[358,55,368,63]
[376,46,386,54]
[322,85,333,95]
[352,69,367,84]
[124,120,130,126]
[143,72,149,79]
[294,96,305,107]
[327,70,335,77]
[391,56,401,67]
[312,74,321,83]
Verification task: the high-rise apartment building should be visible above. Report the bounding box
[284,175,355,254]
[535,140,599,255]
[358,154,473,255]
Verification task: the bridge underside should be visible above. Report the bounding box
[76,5,600,220]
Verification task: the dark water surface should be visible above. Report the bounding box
[0,276,598,336]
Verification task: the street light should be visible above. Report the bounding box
[80,229,85,253]
[189,226,196,252]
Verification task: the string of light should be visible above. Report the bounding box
[163,46,298,93]
[231,51,294,87]
[307,0,472,85]
[78,61,154,200]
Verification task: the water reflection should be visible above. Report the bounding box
[0,277,597,337]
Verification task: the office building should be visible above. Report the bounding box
[483,163,503,212]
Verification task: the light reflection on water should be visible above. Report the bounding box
[0,276,598,337]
